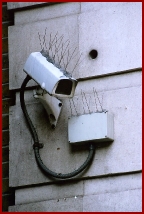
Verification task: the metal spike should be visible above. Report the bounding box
[93,87,98,112]
[76,96,79,115]
[54,35,64,62]
[50,31,58,49]
[59,40,70,65]
[44,28,48,50]
[89,95,92,114]
[51,32,59,55]
[49,32,52,51]
[69,99,73,116]
[94,88,103,112]
[65,47,77,70]
[55,35,63,61]
[42,32,46,49]
[66,48,70,70]
[49,33,54,59]
[52,34,63,50]
[43,28,49,54]
[63,41,70,68]
[54,35,64,64]
[71,53,83,74]
[38,32,42,50]
[83,91,90,114]
[53,33,58,61]
[49,33,59,62]
[49,32,58,60]
[81,89,86,114]
[72,97,78,116]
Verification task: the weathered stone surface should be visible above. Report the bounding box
[78,2,142,78]
[9,196,83,212]
[9,71,142,187]
[14,3,80,25]
[15,180,83,205]
[84,173,142,196]
[7,2,46,10]
[9,173,142,211]
[83,189,142,212]
[15,172,141,206]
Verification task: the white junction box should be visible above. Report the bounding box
[68,111,114,144]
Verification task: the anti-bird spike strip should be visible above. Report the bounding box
[38,29,81,76]
[83,91,91,114]
[68,88,104,117]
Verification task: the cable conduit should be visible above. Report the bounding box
[20,75,95,180]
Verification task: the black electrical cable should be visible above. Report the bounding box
[20,75,95,179]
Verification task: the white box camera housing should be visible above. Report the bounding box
[23,52,78,98]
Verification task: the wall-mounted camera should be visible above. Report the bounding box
[23,52,78,99]
[23,51,78,128]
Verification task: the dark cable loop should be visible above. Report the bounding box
[20,75,39,144]
[20,75,95,179]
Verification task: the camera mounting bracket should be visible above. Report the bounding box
[33,87,63,128]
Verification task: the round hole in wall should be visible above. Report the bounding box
[59,103,62,107]
[89,49,98,59]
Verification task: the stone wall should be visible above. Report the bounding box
[8,2,142,212]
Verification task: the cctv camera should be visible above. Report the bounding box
[23,52,78,98]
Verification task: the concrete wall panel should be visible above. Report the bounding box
[81,2,141,13]
[84,173,142,196]
[83,189,142,212]
[9,173,142,211]
[14,173,141,205]
[9,71,142,187]
[15,181,83,205]
[14,3,80,25]
[9,196,83,212]
[78,2,142,78]
[7,2,46,10]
